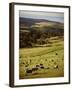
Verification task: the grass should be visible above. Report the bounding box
[19,37,64,79]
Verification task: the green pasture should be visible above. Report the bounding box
[19,37,64,79]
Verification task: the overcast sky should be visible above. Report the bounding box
[19,10,64,23]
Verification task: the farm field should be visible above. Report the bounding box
[19,37,64,79]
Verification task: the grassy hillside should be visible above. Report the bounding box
[19,37,64,79]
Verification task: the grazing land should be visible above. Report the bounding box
[19,37,64,79]
[19,17,64,79]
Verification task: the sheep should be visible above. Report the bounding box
[53,65,58,69]
[26,61,28,65]
[54,62,56,65]
[26,69,32,73]
[22,62,25,64]
[40,64,43,66]
[45,59,47,61]
[51,59,54,62]
[32,67,38,71]
[56,53,58,55]
[36,65,40,67]
[40,66,44,69]
[25,65,28,67]
[46,67,50,69]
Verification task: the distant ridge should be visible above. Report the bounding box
[19,17,63,26]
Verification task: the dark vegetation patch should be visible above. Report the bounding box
[19,17,64,48]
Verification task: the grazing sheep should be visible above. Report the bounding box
[56,53,58,55]
[26,61,28,65]
[54,62,56,65]
[40,64,43,66]
[40,66,44,69]
[23,62,25,64]
[32,67,38,71]
[25,64,28,67]
[36,65,39,67]
[46,67,50,69]
[19,55,22,58]
[26,69,32,73]
[51,59,54,62]
[54,65,58,69]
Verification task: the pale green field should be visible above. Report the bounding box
[19,37,64,79]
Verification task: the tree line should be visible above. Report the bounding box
[19,27,64,48]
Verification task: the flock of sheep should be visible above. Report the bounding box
[20,53,59,76]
